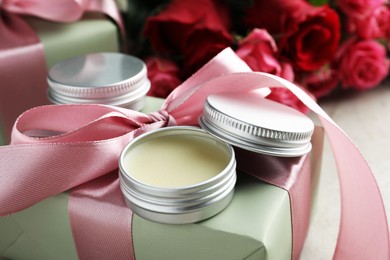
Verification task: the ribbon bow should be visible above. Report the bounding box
[1,48,389,260]
[0,0,124,141]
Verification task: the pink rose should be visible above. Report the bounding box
[236,28,294,81]
[143,0,232,74]
[348,5,390,39]
[145,57,182,98]
[337,0,386,19]
[334,38,389,90]
[302,68,339,98]
[243,0,340,71]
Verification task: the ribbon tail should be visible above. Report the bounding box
[289,156,312,260]
[69,171,135,260]
[0,14,49,142]
[269,74,390,260]
[323,120,390,260]
[254,73,390,259]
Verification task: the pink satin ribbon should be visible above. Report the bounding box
[0,48,389,259]
[0,0,124,142]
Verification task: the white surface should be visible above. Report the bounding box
[301,81,390,259]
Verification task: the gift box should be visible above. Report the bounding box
[0,13,120,146]
[0,97,324,260]
[115,0,129,12]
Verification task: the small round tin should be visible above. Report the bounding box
[119,126,236,224]
[199,93,314,157]
[47,53,150,110]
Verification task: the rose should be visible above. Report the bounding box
[243,0,340,72]
[235,28,311,112]
[348,5,390,39]
[145,56,182,98]
[302,68,339,98]
[337,0,386,19]
[280,4,340,72]
[236,28,294,81]
[143,0,232,74]
[334,38,389,90]
[236,29,280,74]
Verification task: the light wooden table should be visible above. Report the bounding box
[301,80,390,259]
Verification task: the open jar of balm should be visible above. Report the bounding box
[47,53,150,111]
[119,126,236,224]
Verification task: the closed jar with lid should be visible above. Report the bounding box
[199,93,314,157]
[47,52,150,111]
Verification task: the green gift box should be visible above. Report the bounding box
[0,13,120,146]
[0,97,324,260]
[115,0,129,12]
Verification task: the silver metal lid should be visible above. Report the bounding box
[199,93,314,157]
[47,53,150,109]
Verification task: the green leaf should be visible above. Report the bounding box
[308,0,329,6]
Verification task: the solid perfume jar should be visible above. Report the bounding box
[199,93,314,157]
[119,126,236,224]
[47,52,150,110]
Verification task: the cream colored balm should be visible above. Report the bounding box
[123,134,230,188]
[119,127,236,224]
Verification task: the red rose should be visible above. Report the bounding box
[145,57,182,98]
[334,38,389,90]
[243,0,340,72]
[143,0,232,73]
[236,28,294,81]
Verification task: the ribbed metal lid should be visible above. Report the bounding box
[199,93,314,157]
[47,53,150,107]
